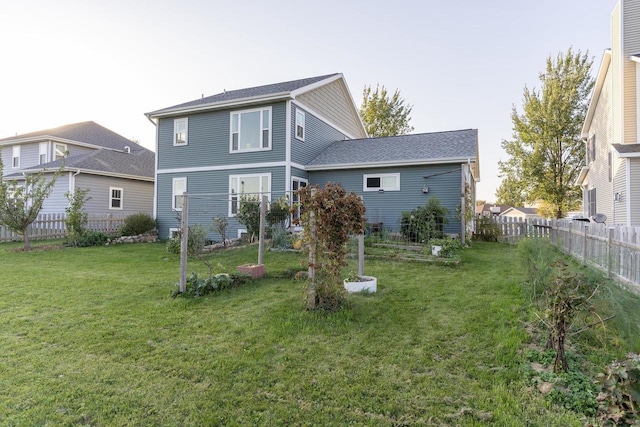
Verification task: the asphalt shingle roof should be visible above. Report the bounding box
[7,149,155,179]
[148,73,340,116]
[0,121,147,153]
[306,129,478,168]
[613,143,640,154]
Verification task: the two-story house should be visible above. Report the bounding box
[0,121,155,216]
[577,0,640,226]
[146,73,480,240]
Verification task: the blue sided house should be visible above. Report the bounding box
[146,73,480,240]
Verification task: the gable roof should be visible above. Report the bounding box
[5,149,155,181]
[0,121,145,153]
[476,203,512,215]
[582,49,612,137]
[146,73,342,118]
[305,129,478,173]
[500,207,538,216]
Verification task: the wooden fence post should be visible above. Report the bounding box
[258,195,266,266]
[582,224,589,265]
[307,198,317,310]
[607,227,614,279]
[179,192,189,294]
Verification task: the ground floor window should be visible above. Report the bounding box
[363,173,400,192]
[109,187,123,210]
[229,173,271,216]
[291,177,308,220]
[587,187,596,218]
[172,177,187,211]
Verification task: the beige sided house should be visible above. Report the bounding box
[577,0,640,226]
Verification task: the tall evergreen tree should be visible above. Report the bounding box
[359,84,414,137]
[497,49,594,218]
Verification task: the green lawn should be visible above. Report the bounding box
[0,241,618,425]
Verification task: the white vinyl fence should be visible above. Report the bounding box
[476,216,640,292]
[0,213,125,243]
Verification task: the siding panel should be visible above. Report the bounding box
[309,164,464,236]
[75,174,153,216]
[156,166,286,239]
[295,79,366,138]
[291,104,348,166]
[157,102,286,171]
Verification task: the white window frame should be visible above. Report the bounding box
[291,176,308,220]
[173,118,188,146]
[54,143,67,160]
[228,173,271,216]
[39,142,48,164]
[363,173,400,192]
[12,146,20,168]
[230,107,272,153]
[168,227,180,239]
[172,177,187,211]
[109,187,123,210]
[295,109,305,141]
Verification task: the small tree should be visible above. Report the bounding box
[236,196,260,242]
[0,160,64,250]
[296,183,366,311]
[64,188,91,246]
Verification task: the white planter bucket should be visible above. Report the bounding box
[344,276,377,293]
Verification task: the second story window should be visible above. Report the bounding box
[39,142,48,164]
[55,143,67,160]
[12,146,20,168]
[174,118,188,146]
[230,107,271,152]
[587,135,596,164]
[295,110,305,141]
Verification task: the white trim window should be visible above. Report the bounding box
[230,107,271,152]
[291,177,308,220]
[12,146,20,168]
[39,142,48,164]
[54,143,67,160]
[295,109,305,141]
[174,118,188,146]
[229,173,271,216]
[172,177,187,211]
[363,173,400,192]
[109,187,123,210]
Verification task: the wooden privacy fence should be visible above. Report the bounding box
[0,213,126,243]
[475,216,640,291]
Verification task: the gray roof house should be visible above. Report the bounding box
[0,121,155,217]
[146,73,480,240]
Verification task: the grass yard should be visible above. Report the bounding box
[0,240,630,425]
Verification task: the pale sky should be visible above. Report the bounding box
[0,0,618,201]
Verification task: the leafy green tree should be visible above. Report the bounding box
[359,84,414,137]
[498,49,594,218]
[64,188,91,246]
[0,160,64,249]
[495,175,527,207]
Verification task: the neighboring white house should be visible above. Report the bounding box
[499,207,540,220]
[576,0,640,226]
[0,121,155,216]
